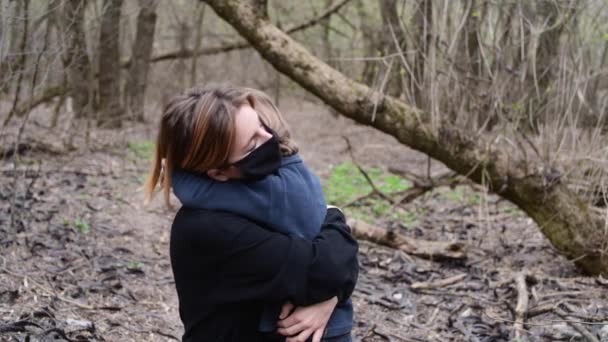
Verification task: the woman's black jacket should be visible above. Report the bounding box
[170,207,359,342]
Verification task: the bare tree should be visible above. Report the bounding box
[201,0,608,276]
[411,0,432,109]
[59,0,92,119]
[2,0,28,126]
[0,0,23,94]
[378,0,406,98]
[189,2,206,87]
[98,0,124,128]
[126,0,158,122]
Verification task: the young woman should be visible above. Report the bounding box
[145,84,358,342]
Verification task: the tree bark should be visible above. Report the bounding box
[0,0,23,93]
[378,0,405,98]
[356,0,376,86]
[201,0,608,276]
[59,0,92,119]
[411,0,432,109]
[126,0,158,122]
[189,2,205,87]
[98,0,124,128]
[1,0,28,127]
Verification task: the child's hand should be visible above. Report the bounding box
[277,296,338,342]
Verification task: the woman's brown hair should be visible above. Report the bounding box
[144,84,298,206]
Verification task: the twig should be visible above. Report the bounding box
[342,191,377,208]
[410,273,467,290]
[137,0,354,65]
[513,272,529,340]
[0,261,95,310]
[555,307,600,342]
[342,136,394,203]
[348,218,467,260]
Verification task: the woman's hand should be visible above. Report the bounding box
[277,296,338,342]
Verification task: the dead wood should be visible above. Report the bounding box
[513,272,529,340]
[0,139,64,159]
[554,308,601,342]
[347,218,466,261]
[410,273,467,290]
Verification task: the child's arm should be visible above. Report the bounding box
[171,168,277,217]
[171,169,214,208]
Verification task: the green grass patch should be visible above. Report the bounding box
[439,186,481,206]
[324,162,411,205]
[323,162,419,226]
[126,261,144,270]
[128,141,155,160]
[63,218,90,234]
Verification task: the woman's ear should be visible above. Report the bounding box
[207,169,230,182]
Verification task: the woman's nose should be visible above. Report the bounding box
[258,126,273,143]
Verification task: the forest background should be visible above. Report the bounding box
[1,0,608,341]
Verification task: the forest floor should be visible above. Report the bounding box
[1,97,608,342]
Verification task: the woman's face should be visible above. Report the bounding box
[206,104,273,181]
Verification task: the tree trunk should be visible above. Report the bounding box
[0,0,23,93]
[201,0,608,276]
[411,0,432,109]
[321,0,333,64]
[534,0,562,93]
[126,0,158,122]
[1,0,28,127]
[98,0,124,128]
[356,0,376,86]
[189,2,205,87]
[378,0,405,98]
[59,0,92,119]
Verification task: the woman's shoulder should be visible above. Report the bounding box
[173,207,273,236]
[171,208,254,246]
[174,207,242,228]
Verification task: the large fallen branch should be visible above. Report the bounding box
[347,219,466,261]
[201,0,608,276]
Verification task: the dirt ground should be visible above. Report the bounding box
[1,97,608,342]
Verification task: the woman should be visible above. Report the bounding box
[145,85,358,342]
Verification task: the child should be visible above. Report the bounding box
[171,87,353,341]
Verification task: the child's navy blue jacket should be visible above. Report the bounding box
[172,154,354,337]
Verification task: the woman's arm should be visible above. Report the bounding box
[171,207,358,306]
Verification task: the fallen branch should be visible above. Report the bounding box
[347,218,466,261]
[0,139,64,159]
[3,85,66,126]
[554,307,601,342]
[391,171,461,208]
[513,272,529,340]
[410,273,467,290]
[342,136,395,204]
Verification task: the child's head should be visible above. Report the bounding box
[144,83,298,205]
[242,87,298,156]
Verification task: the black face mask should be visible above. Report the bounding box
[230,128,281,180]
